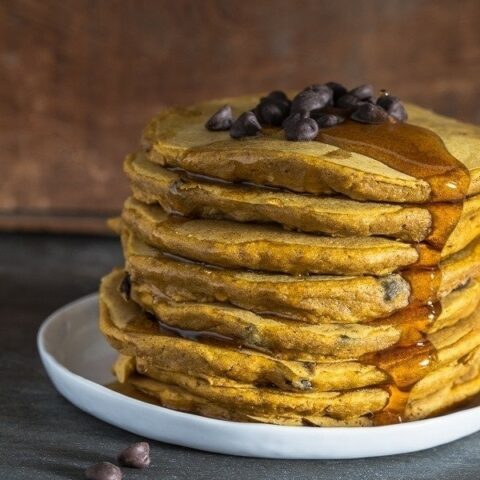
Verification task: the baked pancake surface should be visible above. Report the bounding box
[142,96,480,202]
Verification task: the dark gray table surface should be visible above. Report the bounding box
[1,232,479,479]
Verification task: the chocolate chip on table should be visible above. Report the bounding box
[119,273,131,301]
[349,83,374,100]
[118,442,151,469]
[351,103,390,124]
[255,98,290,126]
[313,113,344,129]
[229,111,262,139]
[205,104,234,131]
[291,85,332,114]
[85,462,122,480]
[285,116,319,141]
[377,93,408,122]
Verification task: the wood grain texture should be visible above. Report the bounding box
[2,0,480,232]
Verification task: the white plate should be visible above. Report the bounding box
[38,294,480,459]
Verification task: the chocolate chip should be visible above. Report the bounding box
[336,93,362,109]
[291,86,332,114]
[376,92,398,110]
[261,90,289,102]
[303,83,330,93]
[349,84,375,100]
[282,111,307,130]
[377,93,408,122]
[351,103,389,124]
[326,81,348,101]
[119,273,131,301]
[118,442,151,469]
[312,113,344,129]
[229,111,262,139]
[256,98,289,126]
[285,117,319,141]
[381,279,401,302]
[85,462,122,480]
[205,104,233,131]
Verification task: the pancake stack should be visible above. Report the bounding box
[100,89,480,426]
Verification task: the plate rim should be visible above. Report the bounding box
[37,293,480,459]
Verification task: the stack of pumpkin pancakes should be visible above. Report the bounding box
[100,94,480,426]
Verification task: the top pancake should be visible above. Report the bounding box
[142,95,480,203]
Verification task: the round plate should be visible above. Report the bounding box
[38,294,480,459]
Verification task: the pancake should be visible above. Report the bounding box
[101,271,480,424]
[126,153,480,251]
[127,373,377,426]
[118,349,480,425]
[440,236,480,296]
[130,275,480,361]
[122,229,480,324]
[101,270,480,389]
[141,96,480,203]
[121,197,419,275]
[126,152,432,242]
[122,230,411,324]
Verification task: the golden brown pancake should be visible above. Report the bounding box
[122,229,411,324]
[121,197,419,276]
[100,270,480,425]
[130,276,480,361]
[122,228,480,324]
[125,152,432,242]
[126,153,480,252]
[141,96,480,203]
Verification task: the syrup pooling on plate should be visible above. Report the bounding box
[318,120,471,424]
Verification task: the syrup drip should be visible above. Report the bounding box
[319,120,470,424]
[318,121,470,202]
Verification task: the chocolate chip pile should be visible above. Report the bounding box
[85,442,150,480]
[205,83,408,141]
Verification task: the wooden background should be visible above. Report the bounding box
[2,0,480,233]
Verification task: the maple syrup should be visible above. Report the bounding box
[318,121,470,202]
